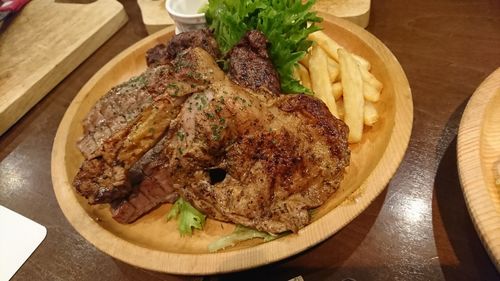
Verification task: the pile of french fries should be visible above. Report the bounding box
[294,31,383,143]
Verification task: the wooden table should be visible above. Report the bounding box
[1,0,499,280]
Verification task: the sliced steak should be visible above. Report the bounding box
[111,175,178,224]
[77,70,158,159]
[111,134,176,223]
[74,48,225,204]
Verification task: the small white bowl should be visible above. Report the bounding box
[166,0,208,34]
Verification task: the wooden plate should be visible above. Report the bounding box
[51,14,413,274]
[457,68,500,271]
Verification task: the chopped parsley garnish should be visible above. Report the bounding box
[127,75,147,88]
[211,124,224,140]
[176,131,185,141]
[205,112,215,119]
[177,147,184,155]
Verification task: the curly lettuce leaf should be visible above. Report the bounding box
[166,198,206,236]
[208,225,280,252]
[205,0,322,94]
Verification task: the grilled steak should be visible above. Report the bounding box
[77,70,157,160]
[227,30,281,95]
[74,48,225,204]
[145,29,280,94]
[111,72,349,231]
[146,29,221,67]
[111,136,178,223]
[111,173,178,224]
[138,78,349,233]
[75,30,350,233]
[110,30,283,223]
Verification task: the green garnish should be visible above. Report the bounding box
[166,198,206,236]
[208,225,279,252]
[166,201,285,251]
[176,131,185,141]
[205,0,322,94]
[198,3,209,13]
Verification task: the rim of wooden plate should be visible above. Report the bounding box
[457,68,500,271]
[51,14,413,275]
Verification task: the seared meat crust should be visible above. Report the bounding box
[154,80,350,233]
[110,30,283,223]
[77,69,156,159]
[74,48,225,204]
[228,30,281,95]
[146,29,221,67]
[76,31,350,233]
[111,136,177,223]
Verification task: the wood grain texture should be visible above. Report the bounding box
[314,0,371,28]
[1,0,500,280]
[0,0,128,135]
[137,0,173,34]
[50,13,412,274]
[457,68,500,271]
[137,0,371,35]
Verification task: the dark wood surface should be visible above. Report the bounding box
[1,0,499,280]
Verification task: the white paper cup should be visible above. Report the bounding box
[166,0,208,34]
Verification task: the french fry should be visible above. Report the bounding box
[300,51,311,68]
[309,31,342,60]
[309,31,371,69]
[327,57,338,67]
[354,54,371,70]
[360,67,383,91]
[297,63,312,89]
[302,31,383,140]
[363,81,380,102]
[327,58,340,82]
[309,45,338,117]
[293,65,301,81]
[364,101,379,126]
[332,82,343,100]
[337,98,345,119]
[338,48,364,143]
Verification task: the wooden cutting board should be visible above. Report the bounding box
[137,0,174,35]
[314,0,371,28]
[137,0,370,35]
[0,0,128,135]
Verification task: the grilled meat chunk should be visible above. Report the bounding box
[74,48,225,204]
[76,32,350,231]
[146,29,221,67]
[145,79,349,233]
[111,174,178,224]
[77,69,158,160]
[111,136,177,223]
[227,30,281,95]
[111,30,284,223]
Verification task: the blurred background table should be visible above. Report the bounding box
[1,0,499,280]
